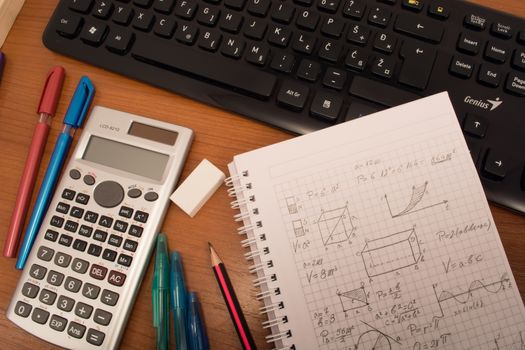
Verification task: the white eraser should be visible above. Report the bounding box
[170,159,226,217]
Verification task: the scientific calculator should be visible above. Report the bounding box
[7,106,193,349]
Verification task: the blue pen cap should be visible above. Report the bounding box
[63,76,95,127]
[170,251,187,310]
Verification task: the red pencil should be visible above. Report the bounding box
[209,242,256,350]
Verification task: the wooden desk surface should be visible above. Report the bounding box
[0,0,524,349]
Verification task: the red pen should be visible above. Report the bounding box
[3,66,65,258]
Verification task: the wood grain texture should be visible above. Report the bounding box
[0,0,524,349]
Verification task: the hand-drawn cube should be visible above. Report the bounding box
[317,206,355,246]
[361,228,421,277]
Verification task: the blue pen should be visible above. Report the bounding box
[188,292,209,350]
[170,251,188,350]
[16,76,95,269]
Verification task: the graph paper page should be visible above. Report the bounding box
[232,92,525,349]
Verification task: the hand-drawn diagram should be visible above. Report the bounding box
[361,228,421,278]
[317,203,356,246]
[355,321,400,350]
[292,220,306,237]
[286,196,298,214]
[433,273,511,310]
[337,286,369,312]
[385,181,448,218]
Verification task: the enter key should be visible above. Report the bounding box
[399,41,437,90]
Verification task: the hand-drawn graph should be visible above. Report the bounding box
[355,321,400,350]
[317,203,356,246]
[385,181,448,218]
[337,286,369,312]
[292,220,305,237]
[361,228,421,278]
[286,196,298,214]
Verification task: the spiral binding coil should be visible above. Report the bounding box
[226,169,294,348]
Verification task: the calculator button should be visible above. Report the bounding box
[99,215,113,228]
[90,264,108,280]
[64,220,79,233]
[75,302,93,319]
[94,229,108,242]
[117,254,133,267]
[70,206,84,218]
[67,321,86,339]
[58,234,73,247]
[32,308,50,324]
[103,248,117,262]
[65,276,83,293]
[54,252,72,267]
[15,301,32,317]
[94,309,113,326]
[39,289,57,305]
[144,191,159,202]
[94,180,125,208]
[119,206,134,218]
[82,283,101,299]
[108,234,123,247]
[49,315,68,332]
[73,239,88,252]
[134,211,149,223]
[69,169,81,179]
[45,229,59,242]
[62,189,76,200]
[84,211,99,223]
[108,270,126,286]
[101,289,119,306]
[79,225,93,237]
[29,264,47,280]
[22,282,40,298]
[114,220,128,232]
[127,188,142,198]
[84,174,96,186]
[56,202,70,214]
[57,295,75,312]
[87,328,106,346]
[37,246,55,261]
[50,215,65,228]
[47,270,65,286]
[129,225,143,237]
[123,239,138,252]
[88,244,103,257]
[76,193,90,205]
[72,258,90,274]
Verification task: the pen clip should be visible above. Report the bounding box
[63,76,95,128]
[37,66,65,116]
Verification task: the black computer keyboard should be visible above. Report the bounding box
[43,0,525,214]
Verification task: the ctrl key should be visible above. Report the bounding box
[56,14,83,38]
[483,150,507,180]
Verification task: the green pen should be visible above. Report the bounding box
[170,251,188,350]
[152,233,170,350]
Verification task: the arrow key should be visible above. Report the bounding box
[93,0,114,20]
[483,150,507,180]
[463,113,487,138]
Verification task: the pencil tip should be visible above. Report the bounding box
[208,241,212,249]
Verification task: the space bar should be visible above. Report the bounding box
[349,76,420,107]
[132,39,277,99]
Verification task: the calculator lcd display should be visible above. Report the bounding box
[83,136,169,181]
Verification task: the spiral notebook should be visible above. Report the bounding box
[226,92,525,350]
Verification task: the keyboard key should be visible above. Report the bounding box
[62,189,76,200]
[277,81,309,111]
[135,0,153,7]
[108,270,127,286]
[322,67,346,90]
[175,0,198,19]
[245,43,269,66]
[65,276,83,293]
[153,0,176,13]
[114,220,129,233]
[374,32,396,54]
[29,264,47,280]
[93,0,114,19]
[368,6,391,27]
[47,270,65,286]
[394,13,444,43]
[59,234,73,247]
[14,301,32,318]
[45,229,59,242]
[347,24,369,45]
[132,10,154,31]
[478,64,501,87]
[88,243,103,257]
[73,239,88,252]
[428,3,449,19]
[219,11,243,33]
[75,193,90,205]
[345,46,368,71]
[317,0,339,13]
[271,2,295,23]
[55,252,72,267]
[399,41,437,90]
[450,56,475,79]
[154,16,177,38]
[123,239,139,252]
[113,5,134,25]
[57,295,75,312]
[75,302,93,319]
[197,6,220,26]
[297,59,321,82]
[87,328,106,346]
[56,202,70,214]
[56,14,83,38]
[106,30,135,54]
[349,76,419,107]
[519,31,525,45]
[22,282,40,298]
[79,225,93,237]
[84,210,98,223]
[402,0,423,12]
[101,289,120,306]
[319,40,342,62]
[90,264,108,280]
[342,0,365,19]
[83,283,101,299]
[49,315,68,332]
[505,72,525,96]
[484,42,508,63]
[296,9,319,31]
[94,309,113,326]
[310,91,343,122]
[37,246,54,262]
[512,49,525,71]
[247,0,270,16]
[32,308,50,324]
[64,220,79,233]
[483,150,507,180]
[292,33,315,54]
[68,0,93,13]
[117,253,133,267]
[109,233,124,246]
[50,215,64,228]
[199,29,222,52]
[67,321,86,339]
[39,289,57,305]
[268,24,291,47]
[80,22,108,46]
[222,36,246,58]
[270,52,294,73]
[464,14,487,31]
[132,36,277,99]
[491,22,513,39]
[72,257,90,274]
[321,16,345,38]
[371,56,395,79]
[99,215,113,228]
[457,33,482,55]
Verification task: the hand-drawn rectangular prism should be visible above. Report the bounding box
[361,228,421,277]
